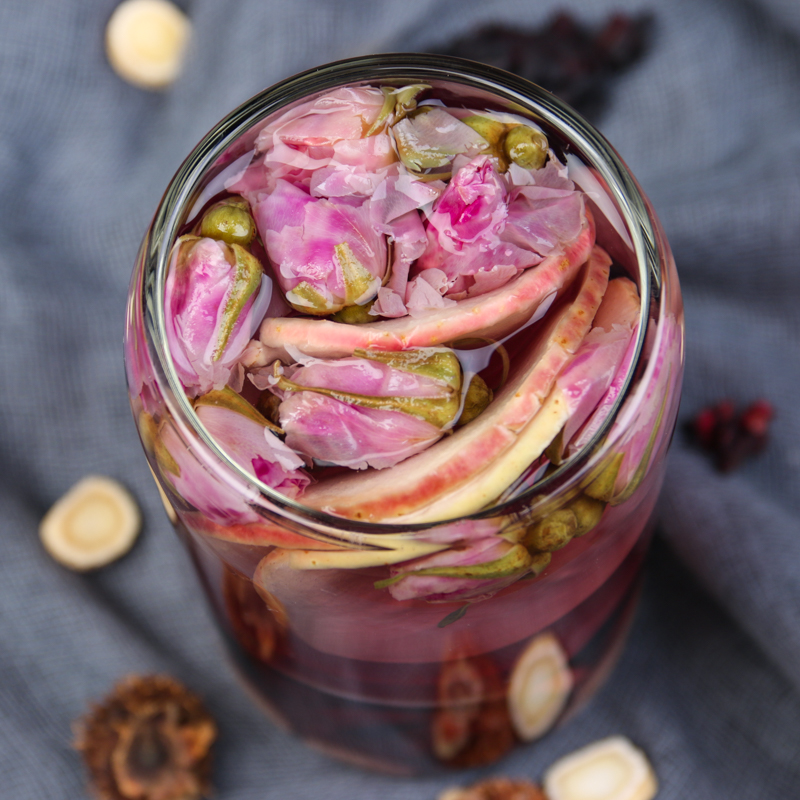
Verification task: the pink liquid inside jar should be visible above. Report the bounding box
[124,54,683,774]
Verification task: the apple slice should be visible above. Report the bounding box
[299,245,611,522]
[255,212,595,361]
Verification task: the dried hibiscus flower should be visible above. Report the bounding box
[687,398,774,472]
[73,674,216,800]
[431,654,515,768]
[428,12,654,122]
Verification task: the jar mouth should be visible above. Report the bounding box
[144,53,661,536]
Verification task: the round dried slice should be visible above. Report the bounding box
[39,476,141,571]
[105,0,191,90]
[507,631,572,741]
[543,736,657,800]
[438,778,545,800]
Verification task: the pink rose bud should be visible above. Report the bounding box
[271,348,462,470]
[194,388,310,498]
[375,519,538,603]
[253,180,388,316]
[416,155,584,299]
[165,236,271,397]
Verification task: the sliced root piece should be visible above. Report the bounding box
[106,0,191,90]
[543,736,658,800]
[223,569,280,662]
[251,541,449,625]
[40,476,141,571]
[257,539,447,574]
[258,213,595,360]
[508,631,573,741]
[396,386,569,523]
[148,463,177,524]
[299,245,611,522]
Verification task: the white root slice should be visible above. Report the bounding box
[39,476,141,571]
[508,631,573,741]
[106,0,191,90]
[544,736,658,800]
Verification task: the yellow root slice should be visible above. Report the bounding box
[507,631,573,741]
[105,0,191,90]
[268,539,447,571]
[148,464,177,524]
[39,476,141,571]
[544,736,658,800]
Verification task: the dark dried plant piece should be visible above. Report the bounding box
[432,656,515,767]
[223,567,282,662]
[428,12,654,121]
[439,776,546,800]
[687,398,774,472]
[74,674,216,800]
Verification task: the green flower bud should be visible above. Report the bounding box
[569,494,606,536]
[456,374,494,427]
[584,452,624,502]
[374,543,533,588]
[199,198,256,246]
[331,302,376,324]
[286,281,331,315]
[275,347,463,429]
[365,83,430,136]
[338,243,378,307]
[503,125,549,170]
[462,115,507,147]
[524,508,578,552]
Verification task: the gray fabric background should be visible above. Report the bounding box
[1,0,799,797]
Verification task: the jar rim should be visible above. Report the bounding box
[141,53,662,537]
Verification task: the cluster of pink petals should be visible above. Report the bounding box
[556,325,635,449]
[385,519,529,603]
[608,312,682,494]
[271,354,453,470]
[159,421,258,525]
[253,180,387,313]
[566,329,638,457]
[165,238,271,397]
[413,154,585,300]
[228,87,392,198]
[159,406,309,525]
[562,277,641,456]
[196,403,309,496]
[279,393,441,470]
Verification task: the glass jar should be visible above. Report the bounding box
[124,54,683,774]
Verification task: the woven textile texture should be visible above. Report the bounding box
[1,0,798,797]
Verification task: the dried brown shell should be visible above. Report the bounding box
[439,776,546,800]
[223,567,283,662]
[432,656,514,767]
[73,674,216,800]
